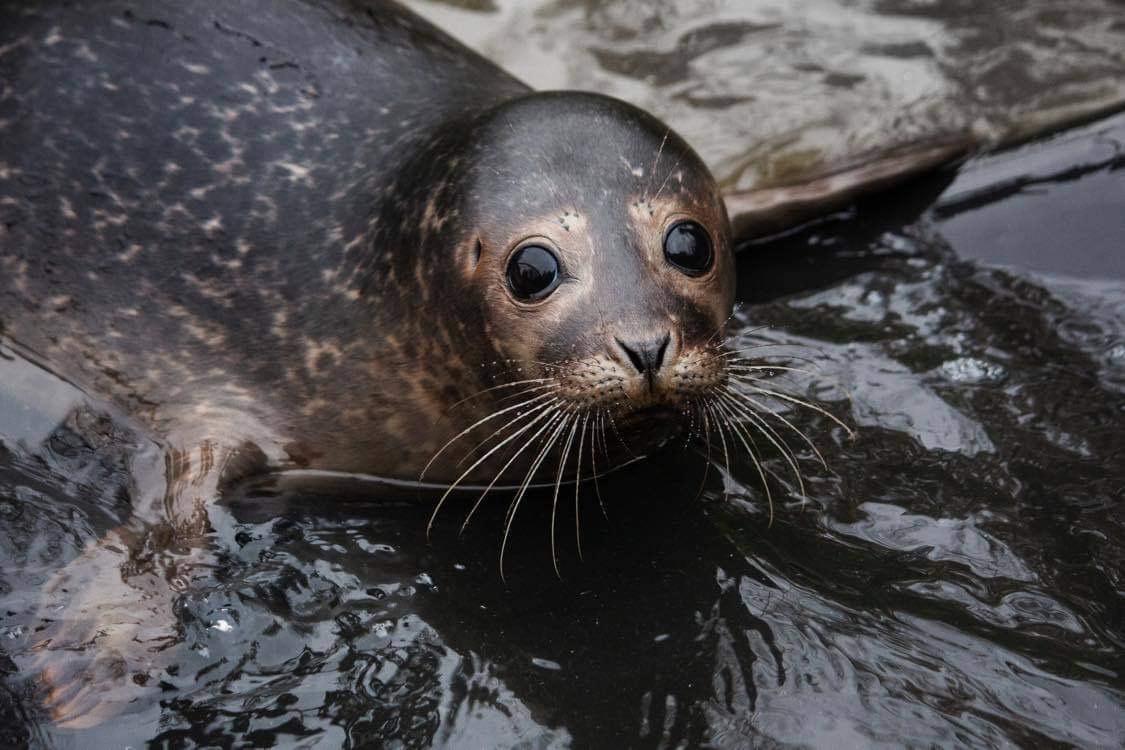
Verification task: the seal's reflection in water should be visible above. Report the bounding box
[173,452,781,748]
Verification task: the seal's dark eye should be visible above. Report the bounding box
[663,221,713,276]
[506,244,561,301]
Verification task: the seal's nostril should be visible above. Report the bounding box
[616,333,672,376]
[618,339,647,375]
[653,332,670,372]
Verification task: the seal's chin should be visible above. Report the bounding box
[611,403,687,455]
[616,403,683,427]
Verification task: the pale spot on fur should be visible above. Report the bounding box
[211,253,242,270]
[74,42,98,63]
[58,196,77,221]
[181,272,233,306]
[620,156,644,178]
[46,294,72,311]
[182,62,211,75]
[117,243,143,263]
[270,309,288,337]
[43,27,62,46]
[302,338,343,373]
[278,161,313,186]
[182,320,226,347]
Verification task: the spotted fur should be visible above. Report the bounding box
[0,0,735,486]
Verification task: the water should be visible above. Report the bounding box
[2,112,1123,747]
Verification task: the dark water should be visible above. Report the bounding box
[2,120,1124,748]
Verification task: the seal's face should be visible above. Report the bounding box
[458,93,735,456]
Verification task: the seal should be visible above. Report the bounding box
[0,0,736,494]
[0,0,751,726]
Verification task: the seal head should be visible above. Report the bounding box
[400,92,736,481]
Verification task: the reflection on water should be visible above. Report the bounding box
[2,119,1124,746]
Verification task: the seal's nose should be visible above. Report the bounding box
[616,333,671,383]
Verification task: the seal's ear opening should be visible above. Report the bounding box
[473,238,483,267]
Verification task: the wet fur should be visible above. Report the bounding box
[0,0,735,487]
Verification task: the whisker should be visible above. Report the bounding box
[726,390,828,469]
[705,310,742,345]
[550,414,582,578]
[601,408,632,457]
[458,409,567,536]
[694,401,713,502]
[652,151,685,202]
[454,396,560,469]
[499,413,572,581]
[681,401,699,448]
[447,377,554,410]
[704,402,733,489]
[727,364,821,378]
[717,390,805,500]
[712,397,775,526]
[426,404,559,536]
[574,411,590,562]
[730,378,854,436]
[591,410,608,521]
[487,382,562,406]
[421,390,558,484]
[720,348,822,366]
[452,393,562,470]
[646,129,669,195]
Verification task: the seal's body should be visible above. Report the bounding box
[0,0,735,486]
[0,0,733,490]
[1,0,523,476]
[1,0,743,727]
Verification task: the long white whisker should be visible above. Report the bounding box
[426,404,559,536]
[447,378,554,411]
[500,414,572,581]
[718,390,805,499]
[726,390,828,469]
[694,400,713,501]
[420,391,557,482]
[712,396,775,526]
[705,310,741,345]
[550,415,582,578]
[704,402,733,490]
[730,378,854,436]
[459,409,566,536]
[591,410,608,521]
[454,396,560,469]
[728,364,821,378]
[574,411,590,562]
[720,348,821,366]
[604,408,635,457]
[652,151,684,202]
[646,130,669,195]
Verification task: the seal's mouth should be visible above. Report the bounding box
[610,404,685,455]
[616,403,682,427]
